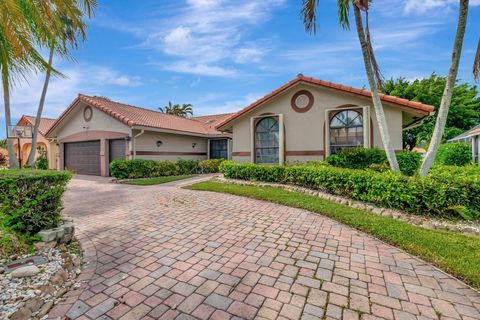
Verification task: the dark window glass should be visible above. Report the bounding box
[255,117,279,164]
[330,110,364,154]
[210,139,228,159]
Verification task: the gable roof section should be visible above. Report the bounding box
[18,115,56,136]
[448,123,480,141]
[216,75,435,130]
[47,94,228,137]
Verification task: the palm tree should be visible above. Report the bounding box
[180,103,193,118]
[27,2,96,166]
[420,0,469,176]
[1,0,96,168]
[301,0,400,171]
[159,102,194,118]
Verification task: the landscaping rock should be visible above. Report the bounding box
[36,301,53,318]
[25,297,43,312]
[9,307,31,320]
[38,230,56,243]
[11,265,40,278]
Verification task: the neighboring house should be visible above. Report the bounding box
[448,124,480,164]
[45,95,233,176]
[215,74,435,165]
[13,115,57,168]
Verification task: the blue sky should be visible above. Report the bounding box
[2,0,480,138]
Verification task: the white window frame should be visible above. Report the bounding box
[250,114,285,165]
[324,106,370,157]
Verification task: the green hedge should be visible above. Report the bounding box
[219,161,480,219]
[110,159,224,179]
[436,142,471,166]
[325,148,421,176]
[0,170,72,235]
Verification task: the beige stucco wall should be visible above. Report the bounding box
[133,130,209,161]
[55,102,131,140]
[230,83,404,163]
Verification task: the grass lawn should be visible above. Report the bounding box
[186,181,480,289]
[124,175,197,186]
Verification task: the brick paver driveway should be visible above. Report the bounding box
[48,175,480,320]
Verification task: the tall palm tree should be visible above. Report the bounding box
[28,2,96,166]
[0,0,96,168]
[159,102,194,118]
[420,0,469,176]
[301,0,400,171]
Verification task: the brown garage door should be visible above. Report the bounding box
[109,139,126,163]
[64,140,101,175]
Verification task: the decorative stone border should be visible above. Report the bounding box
[44,229,98,319]
[214,177,480,236]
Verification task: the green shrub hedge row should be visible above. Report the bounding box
[219,161,480,219]
[325,148,422,176]
[0,170,72,235]
[110,158,225,179]
[436,142,472,166]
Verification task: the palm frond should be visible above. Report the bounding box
[337,0,351,30]
[473,38,480,81]
[301,0,319,34]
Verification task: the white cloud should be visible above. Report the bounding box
[3,63,142,120]
[162,61,236,77]
[138,0,285,76]
[404,0,480,14]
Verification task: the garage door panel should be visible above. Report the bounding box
[109,139,126,163]
[65,141,100,175]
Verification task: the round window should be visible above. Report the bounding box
[83,106,93,122]
[291,90,314,113]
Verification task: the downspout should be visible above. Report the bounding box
[132,129,145,159]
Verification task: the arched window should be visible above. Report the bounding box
[255,117,279,164]
[330,110,363,154]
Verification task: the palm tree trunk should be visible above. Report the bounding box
[28,46,54,166]
[420,0,469,176]
[2,70,19,168]
[353,5,399,171]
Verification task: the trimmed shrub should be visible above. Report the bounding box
[436,142,471,166]
[396,151,422,176]
[199,159,224,173]
[325,148,387,169]
[0,170,72,235]
[110,158,225,179]
[219,161,480,219]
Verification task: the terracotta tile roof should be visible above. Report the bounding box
[47,94,228,137]
[18,115,56,136]
[469,128,480,136]
[216,75,435,130]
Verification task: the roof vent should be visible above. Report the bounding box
[206,119,216,124]
[297,73,304,78]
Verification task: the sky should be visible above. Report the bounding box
[1,0,480,138]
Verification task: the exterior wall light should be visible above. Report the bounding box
[192,142,197,148]
[125,136,132,142]
[156,140,163,147]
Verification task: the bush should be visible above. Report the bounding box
[0,170,72,235]
[110,158,225,179]
[396,151,422,176]
[199,159,224,173]
[219,161,480,219]
[35,147,48,170]
[436,142,471,166]
[326,148,387,169]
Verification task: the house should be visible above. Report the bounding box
[45,95,233,176]
[13,115,57,168]
[448,124,480,164]
[215,74,435,165]
[44,74,435,176]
